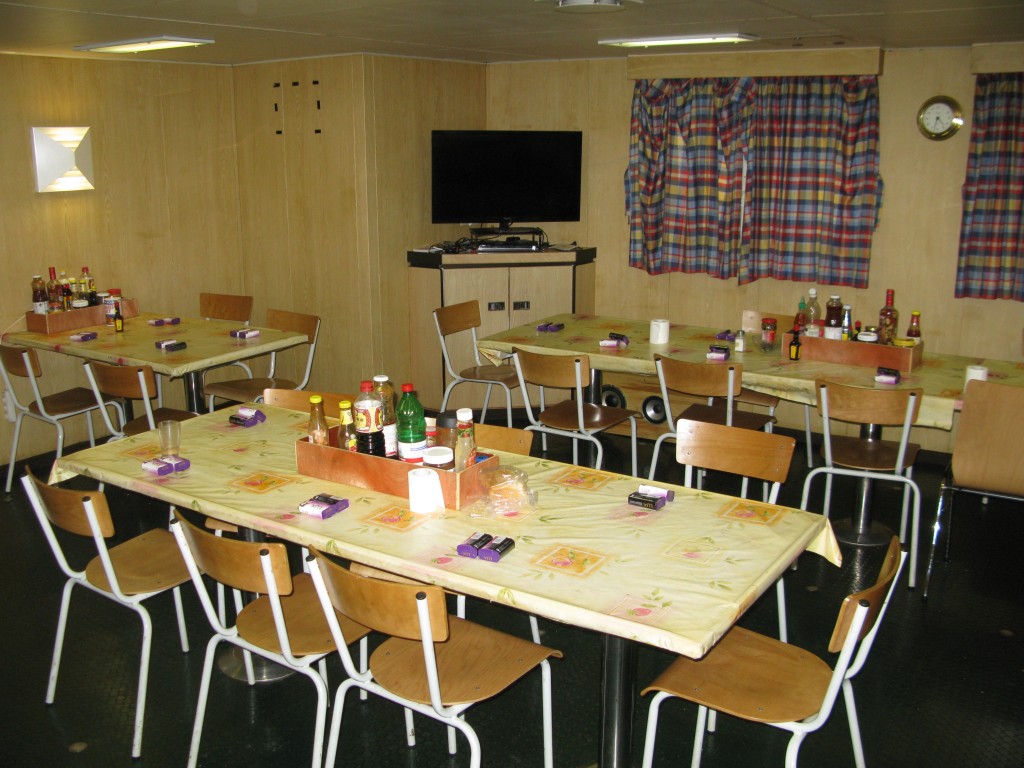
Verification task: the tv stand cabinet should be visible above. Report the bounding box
[407,248,596,410]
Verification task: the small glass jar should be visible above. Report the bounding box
[858,325,879,343]
[422,446,455,471]
[761,317,778,352]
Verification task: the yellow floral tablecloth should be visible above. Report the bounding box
[4,313,307,380]
[52,404,839,660]
[477,313,1024,430]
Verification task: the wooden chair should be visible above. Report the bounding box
[434,300,519,426]
[308,549,563,768]
[648,355,775,481]
[262,387,357,420]
[0,345,101,492]
[924,380,1024,598]
[513,347,639,476]
[675,418,797,641]
[83,361,195,439]
[817,379,922,586]
[22,469,190,759]
[204,308,321,412]
[641,536,906,768]
[199,291,256,375]
[741,309,815,468]
[170,513,370,768]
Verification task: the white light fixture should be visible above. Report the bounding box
[73,36,213,54]
[600,33,757,47]
[32,127,94,193]
[556,0,627,11]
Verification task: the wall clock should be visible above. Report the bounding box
[917,96,963,141]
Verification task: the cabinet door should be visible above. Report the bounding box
[509,265,574,328]
[439,268,513,409]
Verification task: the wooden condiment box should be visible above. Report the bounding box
[295,426,497,510]
[24,297,140,335]
[783,333,923,372]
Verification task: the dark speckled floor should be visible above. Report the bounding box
[1,426,1021,767]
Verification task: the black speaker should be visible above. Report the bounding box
[642,395,667,424]
[600,384,626,409]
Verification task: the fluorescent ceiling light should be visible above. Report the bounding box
[556,0,627,11]
[74,36,214,54]
[600,33,757,47]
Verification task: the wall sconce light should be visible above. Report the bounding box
[32,127,94,193]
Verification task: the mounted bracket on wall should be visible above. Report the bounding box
[32,127,94,192]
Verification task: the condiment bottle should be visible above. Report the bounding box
[794,296,807,332]
[31,275,47,315]
[822,294,843,340]
[453,408,477,471]
[734,329,745,353]
[112,299,125,332]
[841,305,853,341]
[906,311,922,342]
[353,380,386,456]
[46,267,62,313]
[338,399,358,452]
[373,374,398,458]
[434,410,459,453]
[760,317,777,352]
[878,289,899,345]
[804,288,822,338]
[396,383,427,463]
[788,329,802,360]
[307,395,329,446]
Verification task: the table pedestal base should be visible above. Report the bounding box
[833,518,894,547]
[217,646,295,683]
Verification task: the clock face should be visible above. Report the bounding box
[918,96,963,140]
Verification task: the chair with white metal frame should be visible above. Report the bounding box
[22,468,191,759]
[648,354,775,482]
[434,300,520,426]
[816,379,922,587]
[923,379,1024,599]
[83,361,195,439]
[308,549,563,768]
[674,418,797,641]
[204,308,321,412]
[641,534,905,768]
[512,346,639,476]
[170,513,371,768]
[0,345,101,492]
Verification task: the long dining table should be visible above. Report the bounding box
[50,403,840,768]
[4,312,308,413]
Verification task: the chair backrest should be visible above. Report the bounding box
[655,354,742,399]
[0,345,42,411]
[172,512,292,597]
[829,535,903,653]
[265,308,321,389]
[308,548,449,642]
[514,347,590,390]
[199,292,254,324]
[951,380,1024,496]
[674,418,795,502]
[262,388,358,420]
[474,422,534,455]
[816,379,922,427]
[433,300,486,374]
[84,362,159,433]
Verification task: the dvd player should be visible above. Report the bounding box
[476,242,544,253]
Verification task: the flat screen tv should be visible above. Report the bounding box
[431,130,582,233]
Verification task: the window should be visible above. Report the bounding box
[955,73,1024,301]
[625,76,883,287]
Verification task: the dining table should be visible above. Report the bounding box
[4,312,308,413]
[477,312,1024,551]
[50,403,841,768]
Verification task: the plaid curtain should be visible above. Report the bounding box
[626,76,882,287]
[955,73,1024,300]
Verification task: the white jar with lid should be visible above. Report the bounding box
[422,446,455,471]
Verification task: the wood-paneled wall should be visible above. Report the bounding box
[2,45,1021,464]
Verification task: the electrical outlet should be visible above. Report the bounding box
[3,389,17,423]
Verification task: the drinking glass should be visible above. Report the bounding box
[159,420,181,457]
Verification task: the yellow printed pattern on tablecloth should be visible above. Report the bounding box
[549,467,614,491]
[533,544,608,576]
[366,506,431,531]
[664,539,722,565]
[229,472,294,493]
[716,499,788,525]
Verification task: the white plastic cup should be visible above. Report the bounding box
[650,319,670,345]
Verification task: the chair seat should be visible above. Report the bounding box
[123,408,196,437]
[30,386,98,417]
[371,616,562,706]
[641,625,832,724]
[538,400,638,432]
[85,528,191,595]
[204,376,298,403]
[680,402,775,433]
[456,364,519,387]
[825,435,920,472]
[236,573,369,656]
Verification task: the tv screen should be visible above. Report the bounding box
[431,130,582,230]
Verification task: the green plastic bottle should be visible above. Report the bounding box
[396,383,427,463]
